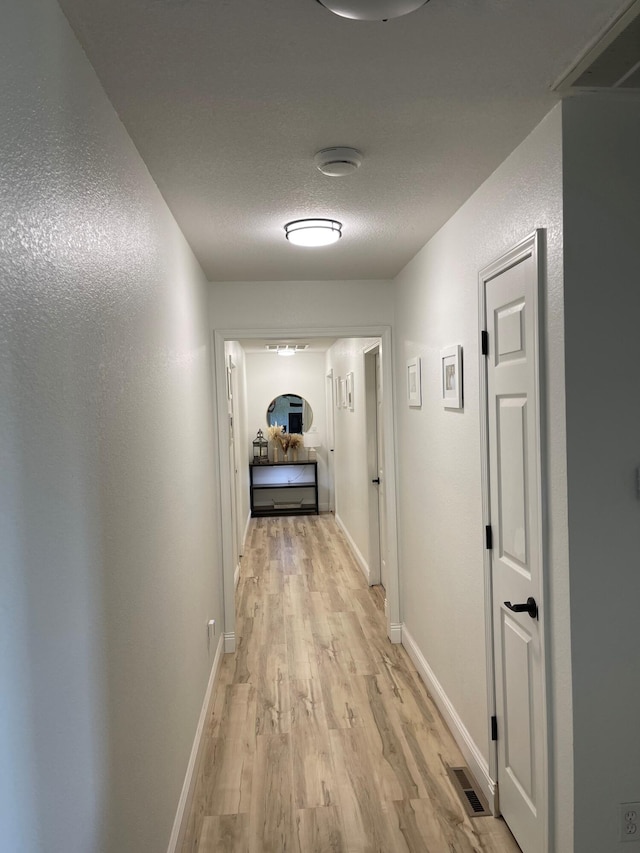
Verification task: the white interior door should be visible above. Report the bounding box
[227,355,239,573]
[229,358,245,558]
[482,232,547,853]
[325,370,335,513]
[364,346,381,586]
[375,350,388,591]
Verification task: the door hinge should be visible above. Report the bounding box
[481,330,489,356]
[491,715,498,741]
[485,525,493,550]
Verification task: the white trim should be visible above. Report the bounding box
[166,634,225,853]
[224,631,236,654]
[241,511,251,555]
[401,624,497,813]
[335,512,370,583]
[388,622,402,644]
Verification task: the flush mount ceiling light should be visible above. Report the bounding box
[316,0,429,21]
[276,346,297,357]
[284,218,342,247]
[314,147,362,177]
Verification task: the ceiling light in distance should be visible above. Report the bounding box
[316,0,429,21]
[284,219,342,247]
[314,147,362,177]
[277,346,297,357]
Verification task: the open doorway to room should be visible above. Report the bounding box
[212,326,401,654]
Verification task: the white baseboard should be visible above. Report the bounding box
[389,622,402,644]
[167,633,225,853]
[335,513,370,584]
[401,624,497,813]
[319,501,330,513]
[224,631,236,654]
[241,512,251,555]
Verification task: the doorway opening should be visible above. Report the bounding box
[213,325,401,654]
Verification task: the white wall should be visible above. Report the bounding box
[393,106,571,848]
[0,2,222,850]
[245,350,330,510]
[326,338,380,574]
[209,279,393,330]
[562,95,640,852]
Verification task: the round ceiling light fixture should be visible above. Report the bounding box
[314,147,362,177]
[284,218,342,247]
[316,0,429,21]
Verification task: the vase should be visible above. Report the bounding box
[272,444,279,462]
[282,451,289,463]
[292,448,298,462]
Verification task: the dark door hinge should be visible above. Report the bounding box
[485,525,493,550]
[481,330,489,356]
[491,715,498,741]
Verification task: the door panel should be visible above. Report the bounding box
[502,613,535,806]
[497,396,529,572]
[482,232,547,853]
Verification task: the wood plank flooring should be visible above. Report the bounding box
[182,515,520,853]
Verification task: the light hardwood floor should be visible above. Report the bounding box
[182,515,520,853]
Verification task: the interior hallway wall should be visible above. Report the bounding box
[326,338,380,576]
[0,2,222,851]
[393,105,570,849]
[209,279,393,331]
[562,94,640,852]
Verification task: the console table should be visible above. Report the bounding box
[249,460,318,517]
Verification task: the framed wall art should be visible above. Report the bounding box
[440,345,463,410]
[340,378,347,409]
[407,357,421,408]
[346,372,354,411]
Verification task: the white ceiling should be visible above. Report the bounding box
[58,0,627,282]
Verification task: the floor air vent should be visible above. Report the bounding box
[446,766,491,818]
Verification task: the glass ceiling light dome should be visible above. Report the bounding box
[316,0,429,21]
[284,219,342,247]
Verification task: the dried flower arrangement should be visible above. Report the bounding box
[277,431,303,459]
[266,423,283,444]
[287,433,303,451]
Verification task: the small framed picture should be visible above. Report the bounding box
[441,345,463,410]
[407,358,421,408]
[346,372,354,411]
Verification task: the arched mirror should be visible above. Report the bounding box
[266,394,313,433]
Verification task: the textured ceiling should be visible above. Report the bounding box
[58,0,627,281]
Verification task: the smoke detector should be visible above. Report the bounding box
[314,147,363,177]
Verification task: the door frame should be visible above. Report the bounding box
[213,325,401,652]
[478,229,551,843]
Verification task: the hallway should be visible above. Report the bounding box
[181,515,519,852]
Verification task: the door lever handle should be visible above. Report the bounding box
[372,477,380,484]
[504,597,538,620]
